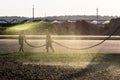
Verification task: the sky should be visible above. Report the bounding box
[0,0,120,17]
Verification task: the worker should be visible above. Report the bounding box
[46,29,54,52]
[18,30,26,52]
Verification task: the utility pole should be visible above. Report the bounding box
[32,5,34,22]
[96,8,98,25]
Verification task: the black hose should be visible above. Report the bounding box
[53,26,120,50]
[25,40,46,48]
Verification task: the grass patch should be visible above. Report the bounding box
[0,52,98,67]
[0,52,117,60]
[0,52,120,65]
[1,52,120,68]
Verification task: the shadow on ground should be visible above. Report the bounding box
[58,53,120,80]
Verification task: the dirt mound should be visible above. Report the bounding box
[1,20,105,35]
[3,18,120,35]
[74,20,101,35]
[104,18,120,35]
[49,20,102,35]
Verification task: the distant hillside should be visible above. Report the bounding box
[44,15,114,21]
[0,15,114,23]
[0,16,29,22]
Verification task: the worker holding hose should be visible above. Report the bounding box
[18,30,26,52]
[46,29,54,52]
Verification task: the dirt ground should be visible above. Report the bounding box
[0,56,120,80]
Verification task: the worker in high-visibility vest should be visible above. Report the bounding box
[46,29,54,52]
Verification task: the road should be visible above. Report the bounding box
[0,39,120,53]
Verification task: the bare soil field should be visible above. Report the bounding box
[0,53,120,80]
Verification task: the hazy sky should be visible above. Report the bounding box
[0,0,120,17]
